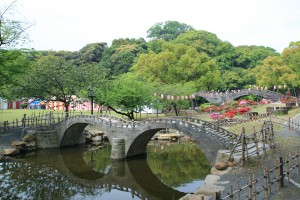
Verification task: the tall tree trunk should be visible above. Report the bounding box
[172,102,179,116]
[64,101,69,117]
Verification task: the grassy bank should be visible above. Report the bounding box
[0,109,169,123]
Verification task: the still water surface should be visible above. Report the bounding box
[0,142,211,200]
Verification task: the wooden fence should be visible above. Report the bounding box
[0,111,79,133]
[217,151,300,200]
[270,115,300,133]
[226,121,275,166]
[0,112,130,133]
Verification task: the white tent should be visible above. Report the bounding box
[0,98,8,109]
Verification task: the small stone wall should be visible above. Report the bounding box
[35,130,59,148]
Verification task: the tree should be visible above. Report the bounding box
[147,21,194,41]
[16,54,101,116]
[78,42,107,63]
[98,73,153,120]
[221,71,243,90]
[253,56,296,90]
[132,42,222,91]
[281,41,300,94]
[174,30,237,71]
[100,38,148,76]
[154,83,195,116]
[234,45,278,69]
[0,0,33,48]
[0,49,29,98]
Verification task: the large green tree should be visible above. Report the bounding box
[234,45,279,69]
[174,30,236,71]
[132,42,222,91]
[147,21,194,41]
[153,83,195,116]
[281,41,300,94]
[100,38,148,76]
[253,56,296,90]
[0,49,30,98]
[97,73,153,120]
[78,42,107,64]
[16,54,103,115]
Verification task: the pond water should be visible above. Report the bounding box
[0,141,211,200]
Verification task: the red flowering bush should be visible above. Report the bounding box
[224,111,235,118]
[238,107,250,114]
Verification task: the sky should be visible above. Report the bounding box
[8,0,300,53]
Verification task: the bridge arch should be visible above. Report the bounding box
[122,119,228,163]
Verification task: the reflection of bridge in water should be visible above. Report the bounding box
[25,147,186,200]
[195,89,285,104]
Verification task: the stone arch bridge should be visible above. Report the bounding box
[195,89,285,104]
[31,114,239,162]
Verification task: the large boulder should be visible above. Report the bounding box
[214,162,228,170]
[11,141,27,152]
[3,148,20,156]
[23,132,36,142]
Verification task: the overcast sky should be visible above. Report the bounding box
[12,0,300,53]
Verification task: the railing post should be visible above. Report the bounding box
[237,181,241,200]
[279,156,284,187]
[215,191,221,200]
[297,150,300,176]
[287,153,291,184]
[229,185,233,200]
[241,127,246,166]
[264,167,269,199]
[253,126,259,156]
[22,114,26,128]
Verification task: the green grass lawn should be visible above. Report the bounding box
[0,109,169,124]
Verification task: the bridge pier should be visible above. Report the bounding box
[111,138,125,159]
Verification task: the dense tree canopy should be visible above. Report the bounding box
[147,21,194,41]
[253,42,300,95]
[234,45,279,69]
[100,38,148,76]
[132,42,221,90]
[15,54,106,115]
[97,73,153,119]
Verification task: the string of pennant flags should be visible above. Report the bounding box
[153,84,288,101]
[153,93,195,100]
[250,84,287,90]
